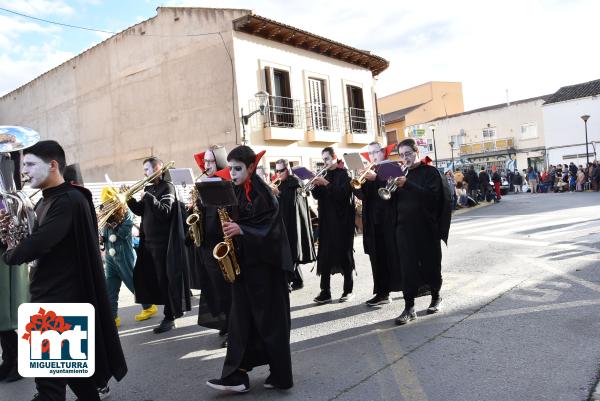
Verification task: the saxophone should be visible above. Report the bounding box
[186,186,203,247]
[212,208,240,283]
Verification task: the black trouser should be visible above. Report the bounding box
[369,225,390,296]
[144,245,173,320]
[35,377,100,401]
[0,330,17,368]
[319,269,353,294]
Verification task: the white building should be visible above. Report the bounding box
[0,8,388,181]
[542,79,600,167]
[419,95,548,173]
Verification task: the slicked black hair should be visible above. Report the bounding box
[23,140,66,174]
[227,145,256,167]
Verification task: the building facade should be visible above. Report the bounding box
[0,7,388,181]
[542,79,600,167]
[378,81,464,145]
[420,96,549,173]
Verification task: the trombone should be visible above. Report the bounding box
[98,161,175,231]
[302,164,329,196]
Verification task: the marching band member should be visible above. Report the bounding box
[207,146,293,393]
[191,146,232,346]
[311,147,355,304]
[391,139,451,325]
[353,142,402,306]
[126,157,191,334]
[271,158,316,290]
[1,140,127,401]
[100,186,157,327]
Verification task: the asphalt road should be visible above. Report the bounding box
[3,191,600,401]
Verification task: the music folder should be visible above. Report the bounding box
[377,162,405,181]
[343,153,366,172]
[196,180,238,207]
[292,166,315,181]
[168,168,194,187]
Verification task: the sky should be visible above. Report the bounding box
[0,0,599,111]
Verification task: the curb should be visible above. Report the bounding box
[452,199,495,217]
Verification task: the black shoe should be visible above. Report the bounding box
[313,290,332,304]
[427,297,442,314]
[220,335,228,349]
[75,386,110,401]
[207,371,250,393]
[153,319,175,334]
[339,292,355,303]
[366,294,391,307]
[291,281,304,291]
[394,308,417,325]
[31,394,40,401]
[4,365,22,382]
[264,374,293,390]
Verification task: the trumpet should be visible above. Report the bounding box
[350,161,376,190]
[378,163,408,201]
[302,165,329,195]
[98,161,175,231]
[270,177,282,190]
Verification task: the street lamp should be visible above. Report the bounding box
[429,124,438,168]
[449,140,455,170]
[241,91,270,145]
[581,114,591,166]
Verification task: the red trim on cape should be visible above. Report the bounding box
[193,152,206,172]
[420,156,433,165]
[214,168,231,181]
[360,143,396,162]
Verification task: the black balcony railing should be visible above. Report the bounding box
[306,103,339,132]
[264,96,302,129]
[345,107,372,134]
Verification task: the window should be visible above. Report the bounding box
[521,123,538,139]
[482,127,496,139]
[308,78,329,131]
[450,134,464,149]
[264,67,295,127]
[346,85,367,133]
[386,129,398,144]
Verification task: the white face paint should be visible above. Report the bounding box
[22,154,51,189]
[368,144,385,163]
[322,152,336,170]
[397,145,418,169]
[228,160,249,186]
[204,150,217,177]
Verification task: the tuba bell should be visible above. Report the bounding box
[0,126,40,249]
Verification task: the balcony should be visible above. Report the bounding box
[261,95,304,141]
[459,137,515,156]
[306,103,342,143]
[344,107,373,144]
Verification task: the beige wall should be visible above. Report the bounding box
[379,81,464,129]
[0,7,250,181]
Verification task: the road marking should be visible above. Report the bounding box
[469,298,600,320]
[516,254,600,293]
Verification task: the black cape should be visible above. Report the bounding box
[353,177,402,293]
[311,167,355,275]
[130,181,191,318]
[221,174,293,387]
[394,164,451,297]
[277,175,316,264]
[4,183,127,386]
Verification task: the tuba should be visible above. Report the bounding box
[98,161,175,232]
[0,126,40,249]
[213,207,240,283]
[186,186,203,247]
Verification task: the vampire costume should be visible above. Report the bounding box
[311,164,355,303]
[189,149,232,339]
[393,160,451,325]
[128,171,191,334]
[276,173,316,289]
[207,147,293,393]
[4,180,127,401]
[354,144,402,306]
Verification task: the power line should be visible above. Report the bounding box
[0,6,116,34]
